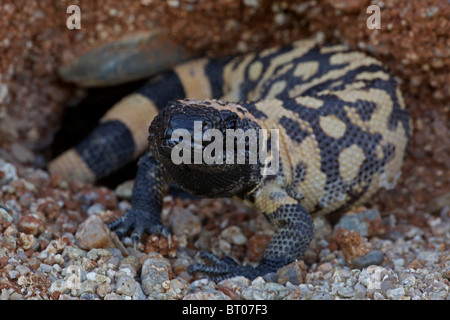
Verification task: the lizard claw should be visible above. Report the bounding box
[108,209,169,241]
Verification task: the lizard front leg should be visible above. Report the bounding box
[189,188,314,280]
[108,151,169,240]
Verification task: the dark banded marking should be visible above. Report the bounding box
[204,56,234,99]
[137,70,186,108]
[75,120,136,180]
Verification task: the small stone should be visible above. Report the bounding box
[317,262,334,274]
[262,272,278,283]
[217,276,250,299]
[0,162,18,185]
[49,280,70,294]
[190,278,216,292]
[17,214,45,236]
[17,233,36,250]
[351,250,384,269]
[86,248,111,261]
[79,280,97,295]
[244,0,259,7]
[9,292,24,300]
[75,215,111,249]
[58,294,78,300]
[326,0,369,12]
[337,286,355,298]
[114,180,134,200]
[277,260,307,285]
[115,275,137,297]
[373,292,385,300]
[86,272,111,284]
[86,203,105,216]
[8,270,19,279]
[0,206,13,223]
[80,293,98,300]
[162,278,189,299]
[221,226,247,245]
[96,281,111,297]
[246,234,271,262]
[11,143,34,164]
[119,255,141,273]
[141,253,171,297]
[380,280,394,295]
[417,251,439,264]
[334,228,371,263]
[354,283,366,299]
[183,290,231,300]
[63,247,87,259]
[358,266,387,289]
[38,263,53,273]
[386,287,405,300]
[426,192,450,213]
[311,291,334,300]
[132,283,147,300]
[104,293,124,300]
[45,239,66,254]
[169,207,201,238]
[242,280,289,300]
[1,289,10,300]
[335,208,384,237]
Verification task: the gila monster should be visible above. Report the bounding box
[49,38,411,280]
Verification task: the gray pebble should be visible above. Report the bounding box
[351,250,384,269]
[162,278,190,300]
[38,263,53,273]
[49,280,70,294]
[182,290,231,300]
[354,283,367,299]
[386,287,405,300]
[79,280,97,296]
[0,206,13,222]
[132,282,147,300]
[96,282,111,298]
[221,226,247,245]
[114,180,134,200]
[276,260,306,285]
[380,280,394,295]
[0,162,18,185]
[311,291,334,300]
[8,270,19,279]
[9,292,23,300]
[104,293,124,300]
[335,209,380,237]
[169,207,201,238]
[337,286,355,298]
[119,255,141,273]
[80,293,98,300]
[141,253,171,297]
[86,272,110,284]
[115,275,137,297]
[242,279,290,300]
[87,248,111,261]
[86,203,105,216]
[373,292,386,300]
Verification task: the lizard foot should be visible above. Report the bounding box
[108,209,170,242]
[188,251,284,281]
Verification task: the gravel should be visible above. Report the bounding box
[0,158,448,300]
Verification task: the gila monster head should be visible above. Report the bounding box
[148,99,264,197]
